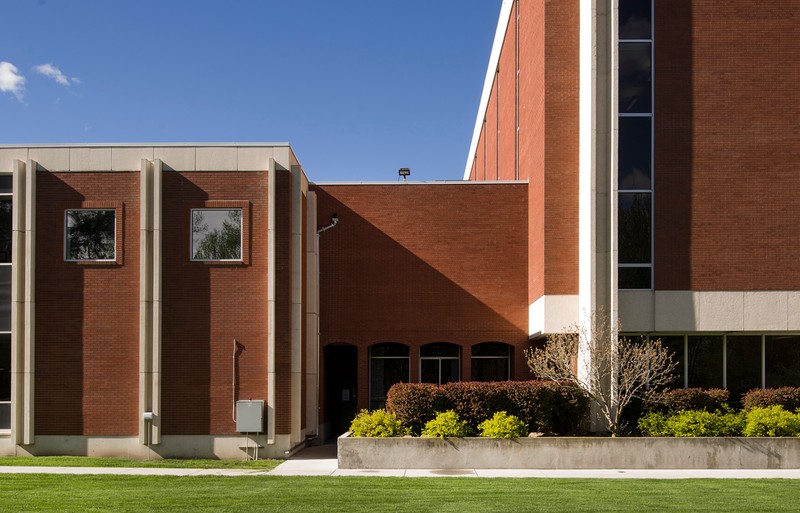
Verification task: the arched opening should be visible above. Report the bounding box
[471,342,511,381]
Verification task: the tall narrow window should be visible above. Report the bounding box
[369,343,409,410]
[0,175,10,430]
[618,0,653,289]
[420,343,460,386]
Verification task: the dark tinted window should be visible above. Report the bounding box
[619,192,651,263]
[726,336,762,404]
[659,336,685,388]
[687,336,723,388]
[619,0,652,39]
[618,266,651,289]
[619,43,651,113]
[619,117,651,190]
[766,336,800,388]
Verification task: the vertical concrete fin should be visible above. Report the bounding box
[139,158,153,444]
[578,0,614,431]
[10,159,26,445]
[305,191,319,438]
[290,166,304,444]
[266,158,276,444]
[151,159,162,444]
[23,160,36,445]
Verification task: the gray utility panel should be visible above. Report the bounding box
[236,400,265,433]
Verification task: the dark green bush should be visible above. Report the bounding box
[349,409,409,437]
[478,411,528,439]
[743,406,800,437]
[653,388,729,414]
[386,381,589,435]
[421,411,473,438]
[742,388,800,412]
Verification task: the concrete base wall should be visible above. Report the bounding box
[0,434,303,460]
[338,434,800,469]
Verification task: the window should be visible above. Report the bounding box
[65,209,116,261]
[618,0,653,290]
[687,336,723,388]
[0,176,9,430]
[420,343,460,385]
[471,342,510,381]
[191,209,242,261]
[0,334,9,430]
[766,336,800,388]
[369,343,409,410]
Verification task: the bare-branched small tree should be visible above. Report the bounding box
[525,313,676,436]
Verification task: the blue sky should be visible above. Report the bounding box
[0,0,500,182]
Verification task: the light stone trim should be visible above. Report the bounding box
[528,295,580,336]
[290,166,306,445]
[0,434,295,460]
[618,290,800,332]
[305,191,319,438]
[138,159,163,446]
[23,160,36,445]
[10,160,26,445]
[266,158,277,445]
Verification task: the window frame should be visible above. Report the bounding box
[368,343,410,411]
[470,342,512,382]
[64,207,118,263]
[190,208,244,262]
[419,342,461,386]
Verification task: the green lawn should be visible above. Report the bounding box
[0,475,798,512]
[0,455,281,470]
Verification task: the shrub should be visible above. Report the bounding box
[664,410,744,437]
[385,383,446,435]
[478,411,528,439]
[348,409,409,437]
[653,388,729,414]
[742,388,800,412]
[421,411,473,438]
[639,410,744,437]
[743,406,800,437]
[386,381,589,436]
[638,412,669,437]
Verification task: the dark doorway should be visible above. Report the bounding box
[324,344,357,441]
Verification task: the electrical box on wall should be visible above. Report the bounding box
[236,400,265,433]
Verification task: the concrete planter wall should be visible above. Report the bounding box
[338,433,800,469]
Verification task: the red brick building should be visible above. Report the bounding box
[0,0,798,458]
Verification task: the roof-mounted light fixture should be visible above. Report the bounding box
[399,167,411,183]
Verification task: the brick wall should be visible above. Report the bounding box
[160,171,269,435]
[469,0,579,303]
[654,0,800,290]
[313,183,529,413]
[36,171,140,436]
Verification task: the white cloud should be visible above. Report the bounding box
[0,61,26,101]
[34,63,77,86]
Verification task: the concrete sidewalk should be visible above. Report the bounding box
[268,445,800,479]
[3,445,800,478]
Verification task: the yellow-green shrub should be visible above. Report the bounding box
[478,411,528,439]
[349,409,409,437]
[421,411,472,438]
[743,406,800,437]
